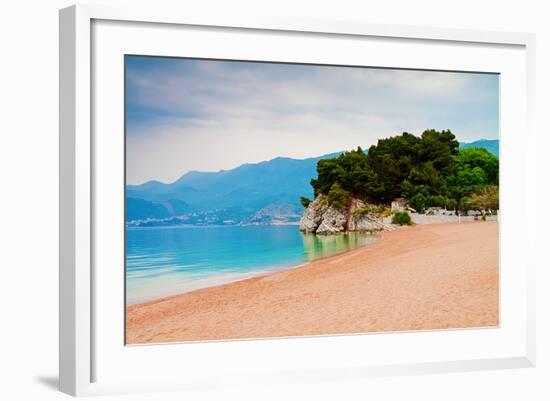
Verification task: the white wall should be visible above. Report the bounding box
[0,0,547,400]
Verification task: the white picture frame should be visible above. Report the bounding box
[59,4,536,397]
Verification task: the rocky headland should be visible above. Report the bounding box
[299,195,392,234]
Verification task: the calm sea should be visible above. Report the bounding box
[126,225,378,305]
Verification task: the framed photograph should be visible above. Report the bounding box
[59,4,536,396]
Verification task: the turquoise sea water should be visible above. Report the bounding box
[126,225,378,305]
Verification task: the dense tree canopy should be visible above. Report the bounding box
[306,129,498,213]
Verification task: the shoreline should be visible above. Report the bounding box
[126,235,378,307]
[126,221,499,344]
[126,229,379,306]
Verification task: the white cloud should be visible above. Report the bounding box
[126,58,499,184]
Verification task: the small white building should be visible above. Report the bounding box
[391,198,407,212]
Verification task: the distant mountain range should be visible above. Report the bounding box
[126,152,340,225]
[459,139,499,157]
[126,139,498,226]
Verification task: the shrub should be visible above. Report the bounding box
[352,205,386,217]
[392,211,412,226]
[369,205,386,215]
[409,193,427,213]
[467,185,499,211]
[326,183,351,210]
[352,207,370,217]
[300,196,312,208]
[353,205,391,217]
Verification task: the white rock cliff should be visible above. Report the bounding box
[299,196,389,234]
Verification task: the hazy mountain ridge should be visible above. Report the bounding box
[126,140,498,225]
[459,139,499,157]
[126,152,341,225]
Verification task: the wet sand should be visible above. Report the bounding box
[126,221,499,344]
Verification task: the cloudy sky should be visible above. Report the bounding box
[126,56,499,185]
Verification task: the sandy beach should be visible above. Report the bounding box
[126,221,499,344]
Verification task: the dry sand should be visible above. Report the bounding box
[126,221,499,344]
